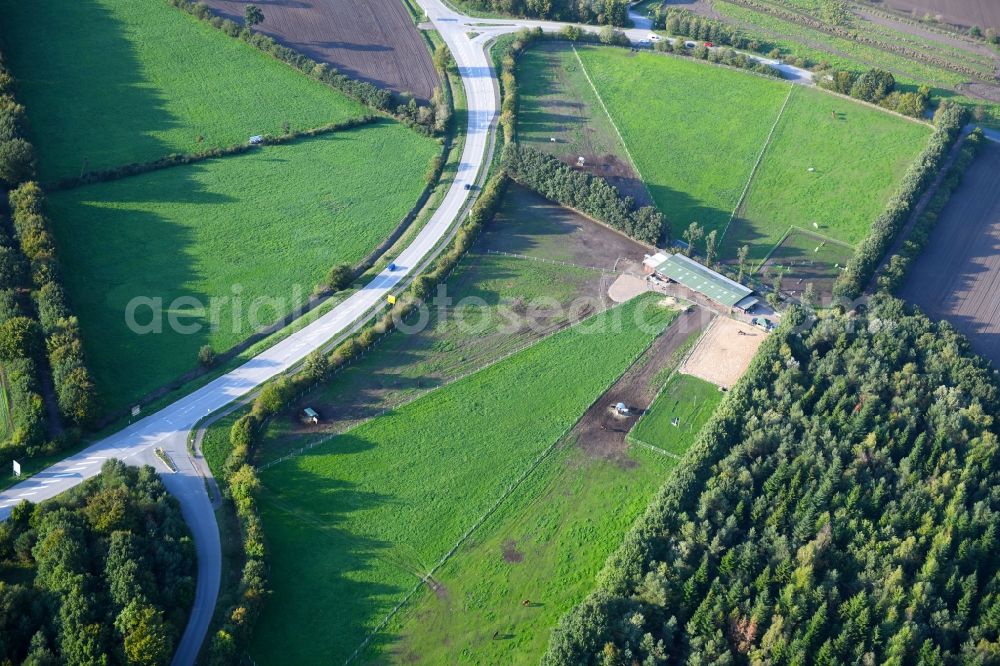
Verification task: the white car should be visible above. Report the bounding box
[648,33,661,41]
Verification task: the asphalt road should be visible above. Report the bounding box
[0,3,499,661]
[0,3,821,663]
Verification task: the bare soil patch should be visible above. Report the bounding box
[479,184,651,270]
[571,308,714,461]
[900,142,1000,367]
[608,274,650,303]
[877,0,1000,32]
[201,0,440,101]
[855,6,997,55]
[559,153,653,206]
[501,539,524,563]
[681,316,766,387]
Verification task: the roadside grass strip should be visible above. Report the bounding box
[250,295,675,664]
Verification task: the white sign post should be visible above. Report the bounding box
[12,460,21,477]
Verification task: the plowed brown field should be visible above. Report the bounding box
[203,0,440,101]
[900,142,1000,367]
[880,0,1000,31]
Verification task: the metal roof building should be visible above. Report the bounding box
[647,253,757,309]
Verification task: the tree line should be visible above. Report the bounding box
[9,184,99,429]
[459,0,630,26]
[544,296,1000,664]
[502,144,665,245]
[834,103,967,298]
[0,460,195,665]
[879,128,985,292]
[0,50,98,461]
[819,67,930,118]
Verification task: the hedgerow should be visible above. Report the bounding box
[9,183,98,428]
[878,128,986,292]
[51,116,378,190]
[502,143,665,245]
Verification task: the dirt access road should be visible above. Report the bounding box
[572,306,714,461]
[202,0,441,101]
[900,142,1000,367]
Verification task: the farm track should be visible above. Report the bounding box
[201,0,441,101]
[571,307,712,460]
[900,142,1000,366]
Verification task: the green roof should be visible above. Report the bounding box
[652,254,753,307]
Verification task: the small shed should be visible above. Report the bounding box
[302,407,319,424]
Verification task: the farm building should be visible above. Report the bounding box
[644,252,758,312]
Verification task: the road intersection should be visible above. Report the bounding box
[0,2,822,662]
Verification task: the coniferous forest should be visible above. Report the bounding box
[545,296,1000,665]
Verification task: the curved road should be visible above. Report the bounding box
[0,4,498,663]
[0,2,817,663]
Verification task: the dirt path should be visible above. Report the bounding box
[570,307,713,461]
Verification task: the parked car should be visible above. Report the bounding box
[704,41,714,47]
[648,33,661,41]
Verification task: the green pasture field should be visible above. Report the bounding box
[517,43,632,170]
[710,1,1000,127]
[382,442,676,664]
[725,85,931,260]
[518,43,932,275]
[630,372,722,456]
[257,252,601,462]
[250,296,675,664]
[46,124,438,413]
[567,45,790,238]
[254,183,643,464]
[0,0,367,181]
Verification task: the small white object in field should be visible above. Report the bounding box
[808,167,816,172]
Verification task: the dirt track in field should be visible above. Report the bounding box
[878,0,1000,31]
[570,307,713,462]
[900,142,1000,367]
[202,0,440,101]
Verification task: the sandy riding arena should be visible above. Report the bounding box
[680,317,766,387]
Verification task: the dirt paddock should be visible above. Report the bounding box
[571,308,713,461]
[680,316,766,387]
[201,0,440,101]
